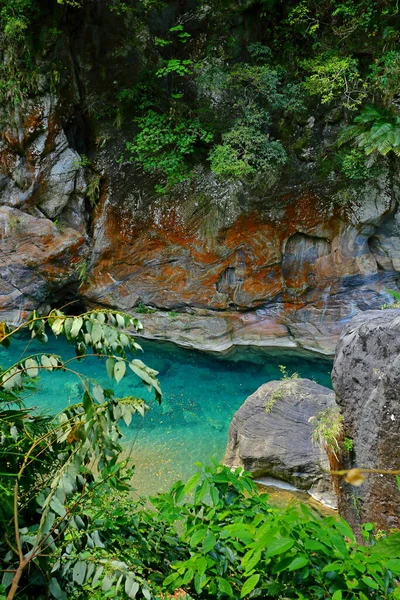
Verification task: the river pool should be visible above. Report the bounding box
[0,333,333,498]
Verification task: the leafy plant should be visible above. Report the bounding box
[126,110,212,192]
[339,105,400,157]
[0,309,161,599]
[209,124,287,183]
[265,367,301,412]
[302,53,366,109]
[135,303,156,314]
[311,406,343,459]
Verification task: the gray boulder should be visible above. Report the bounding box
[332,309,400,532]
[224,378,336,506]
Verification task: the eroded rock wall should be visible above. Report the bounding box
[0,96,89,321]
[81,170,400,354]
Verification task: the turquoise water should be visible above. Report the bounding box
[0,333,332,496]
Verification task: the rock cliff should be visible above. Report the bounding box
[0,1,399,356]
[82,170,400,354]
[332,309,400,532]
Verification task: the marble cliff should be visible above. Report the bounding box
[0,2,399,355]
[1,97,399,355]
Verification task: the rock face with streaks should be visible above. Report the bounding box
[0,2,399,351]
[0,97,88,322]
[82,168,400,355]
[224,378,337,506]
[332,309,400,532]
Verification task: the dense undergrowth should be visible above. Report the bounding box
[0,0,399,192]
[0,312,400,599]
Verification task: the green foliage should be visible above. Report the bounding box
[156,59,194,79]
[382,289,400,309]
[340,148,374,181]
[339,106,400,157]
[311,406,343,459]
[0,309,161,599]
[368,51,400,108]
[134,303,156,314]
[209,124,287,182]
[343,437,354,452]
[265,367,300,412]
[126,110,212,192]
[0,0,35,40]
[201,60,302,184]
[54,464,400,599]
[302,53,366,109]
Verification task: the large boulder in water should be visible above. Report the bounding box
[224,378,336,506]
[332,309,400,532]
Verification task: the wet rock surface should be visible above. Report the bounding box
[224,378,337,507]
[332,309,400,532]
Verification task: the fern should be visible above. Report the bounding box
[339,105,400,157]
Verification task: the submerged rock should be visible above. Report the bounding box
[332,309,400,532]
[224,378,337,507]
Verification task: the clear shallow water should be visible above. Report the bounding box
[0,333,332,498]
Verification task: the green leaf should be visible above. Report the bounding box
[102,574,115,592]
[190,528,207,547]
[125,578,140,599]
[49,578,67,600]
[183,568,194,584]
[92,384,105,404]
[287,555,308,571]
[50,496,66,518]
[163,573,179,588]
[242,549,262,574]
[92,566,104,588]
[304,540,328,553]
[361,576,379,590]
[221,523,253,542]
[114,360,126,383]
[194,479,208,504]
[64,317,73,339]
[203,532,217,553]
[372,533,400,557]
[51,317,64,336]
[116,313,125,328]
[91,322,103,344]
[332,591,342,600]
[142,588,151,600]
[265,537,294,557]
[218,577,233,597]
[335,519,355,542]
[183,471,201,494]
[41,355,54,370]
[106,357,115,379]
[2,571,14,590]
[72,561,87,586]
[322,561,344,573]
[241,574,260,598]
[387,558,400,574]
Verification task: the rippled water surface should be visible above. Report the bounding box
[0,333,333,497]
